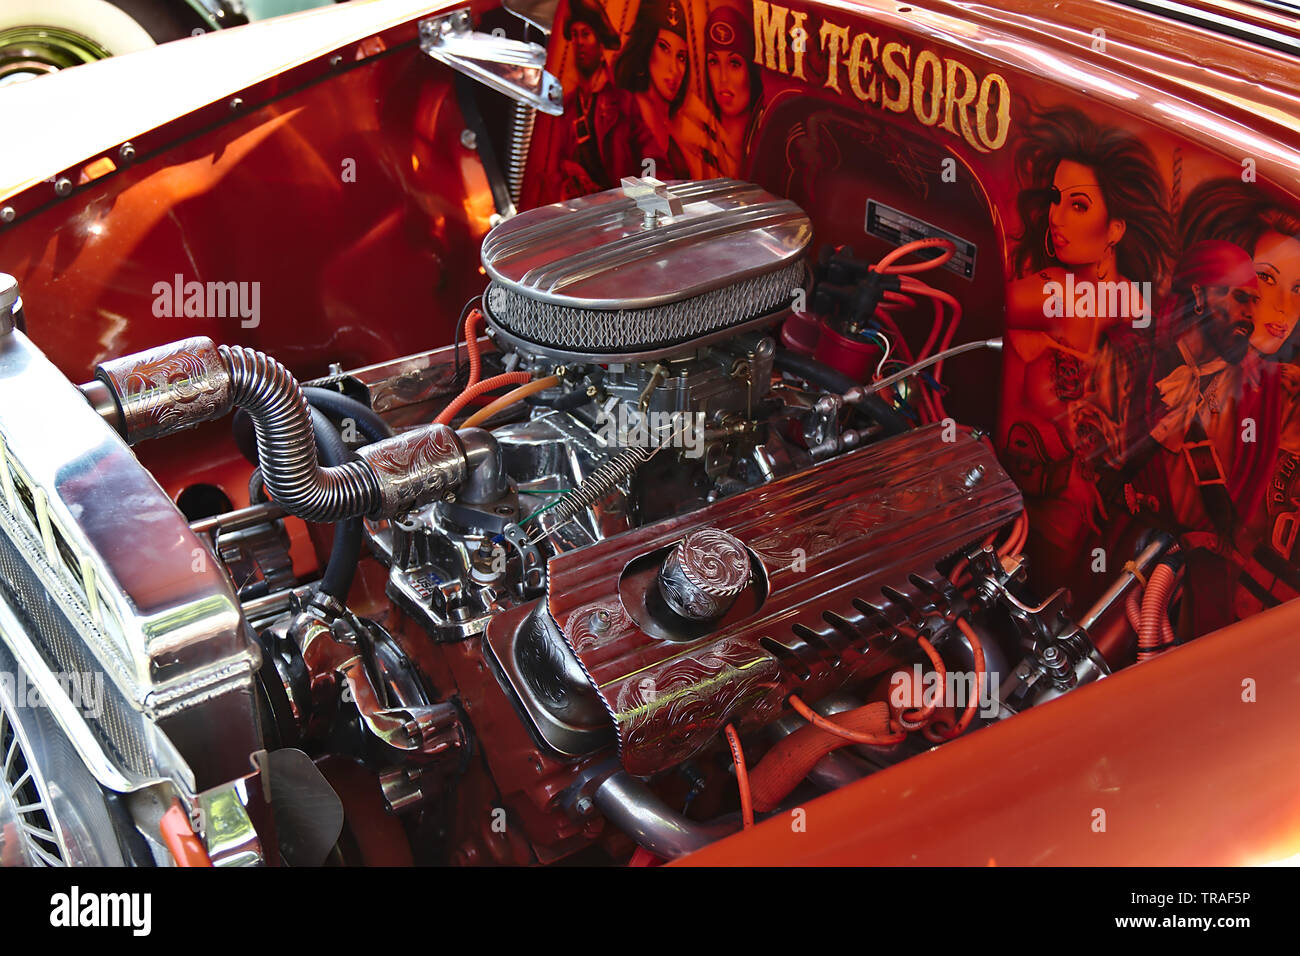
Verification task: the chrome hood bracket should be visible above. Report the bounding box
[419,8,564,116]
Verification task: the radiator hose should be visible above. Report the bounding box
[308,408,364,602]
[92,336,474,522]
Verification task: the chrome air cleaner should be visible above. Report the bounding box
[480,178,812,362]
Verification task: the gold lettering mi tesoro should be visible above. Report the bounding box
[753,1,1013,153]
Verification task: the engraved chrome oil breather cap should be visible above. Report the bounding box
[657,527,752,623]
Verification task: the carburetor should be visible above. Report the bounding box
[376,177,817,643]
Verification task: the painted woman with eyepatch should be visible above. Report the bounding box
[998,106,1173,601]
[1180,179,1300,619]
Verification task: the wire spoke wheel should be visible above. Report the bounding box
[0,696,68,866]
[0,649,129,867]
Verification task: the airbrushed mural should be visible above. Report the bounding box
[526,0,1300,639]
[1004,123,1300,636]
[531,0,761,200]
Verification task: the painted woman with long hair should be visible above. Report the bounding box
[999,105,1173,599]
[613,0,692,179]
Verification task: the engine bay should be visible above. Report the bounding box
[0,0,1298,868]
[2,176,1167,865]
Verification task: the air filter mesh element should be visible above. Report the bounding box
[485,259,806,352]
[480,178,812,356]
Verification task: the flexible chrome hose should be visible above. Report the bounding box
[220,345,380,522]
[92,337,472,522]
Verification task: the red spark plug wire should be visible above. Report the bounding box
[924,617,987,742]
[787,694,909,746]
[724,723,754,829]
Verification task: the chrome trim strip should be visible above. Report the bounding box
[1112,0,1300,57]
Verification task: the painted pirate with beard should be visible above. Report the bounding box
[1075,240,1267,637]
[550,0,664,200]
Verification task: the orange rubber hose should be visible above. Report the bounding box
[459,375,560,429]
[464,309,484,387]
[160,802,212,867]
[434,372,532,426]
[1126,585,1143,634]
[748,701,894,812]
[1138,563,1177,661]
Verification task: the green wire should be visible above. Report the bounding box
[522,496,568,525]
[518,487,572,525]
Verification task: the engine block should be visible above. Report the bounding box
[487,423,1021,775]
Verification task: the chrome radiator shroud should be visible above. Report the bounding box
[0,329,262,793]
[486,424,1021,775]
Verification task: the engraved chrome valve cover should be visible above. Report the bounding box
[486,423,1022,774]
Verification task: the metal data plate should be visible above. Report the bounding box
[866,199,977,280]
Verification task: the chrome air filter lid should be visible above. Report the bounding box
[481,178,811,360]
